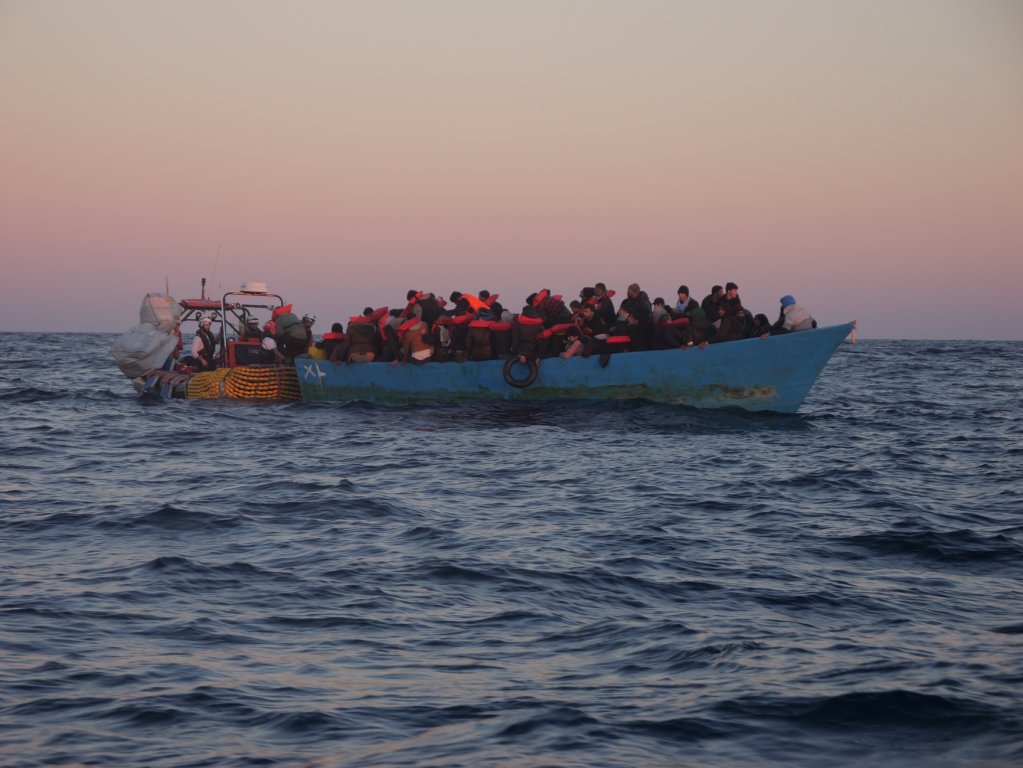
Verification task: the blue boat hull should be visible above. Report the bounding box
[296,322,854,412]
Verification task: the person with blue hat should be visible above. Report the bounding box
[773,295,817,334]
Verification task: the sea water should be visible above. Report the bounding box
[1,333,1020,767]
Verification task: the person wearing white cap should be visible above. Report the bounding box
[301,314,316,347]
[191,314,218,370]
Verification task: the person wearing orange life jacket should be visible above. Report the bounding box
[448,291,487,316]
[331,307,379,363]
[395,317,433,364]
[528,289,572,327]
[401,290,445,328]
[511,304,545,362]
[314,323,346,359]
[465,308,495,361]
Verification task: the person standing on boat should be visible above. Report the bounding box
[772,295,817,333]
[191,315,218,371]
[261,321,287,364]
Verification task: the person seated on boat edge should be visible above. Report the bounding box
[772,295,817,334]
[376,309,404,363]
[559,326,589,359]
[712,301,753,344]
[650,297,679,349]
[465,307,496,361]
[429,316,454,361]
[681,305,714,348]
[576,303,610,338]
[751,313,772,339]
[330,307,379,363]
[592,282,617,328]
[185,314,218,371]
[261,321,287,364]
[652,297,669,324]
[511,304,544,363]
[614,283,654,351]
[488,305,514,357]
[314,322,347,359]
[445,303,475,360]
[394,317,433,365]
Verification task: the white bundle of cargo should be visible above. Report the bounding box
[110,293,183,379]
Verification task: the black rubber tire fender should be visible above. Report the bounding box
[503,356,538,388]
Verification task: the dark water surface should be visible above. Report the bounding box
[1,333,1021,767]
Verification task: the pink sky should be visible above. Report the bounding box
[2,0,1021,338]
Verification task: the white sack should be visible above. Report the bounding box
[110,325,180,379]
[139,293,181,332]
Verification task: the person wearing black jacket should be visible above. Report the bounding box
[617,283,654,350]
[592,282,617,328]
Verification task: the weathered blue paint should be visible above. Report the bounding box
[296,322,854,412]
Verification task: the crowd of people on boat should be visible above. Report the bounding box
[184,282,816,369]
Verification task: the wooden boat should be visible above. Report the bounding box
[295,321,855,413]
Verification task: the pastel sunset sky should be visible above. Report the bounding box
[2,0,1021,338]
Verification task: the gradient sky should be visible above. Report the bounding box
[2,0,1021,338]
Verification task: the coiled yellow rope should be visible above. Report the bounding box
[186,369,230,399]
[223,366,301,400]
[187,367,300,400]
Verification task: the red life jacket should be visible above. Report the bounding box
[515,314,543,326]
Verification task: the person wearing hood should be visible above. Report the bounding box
[701,285,724,316]
[191,315,218,370]
[592,282,617,327]
[772,295,817,333]
[616,283,654,350]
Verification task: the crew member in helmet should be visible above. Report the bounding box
[191,315,218,370]
[302,314,316,347]
[239,315,262,342]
